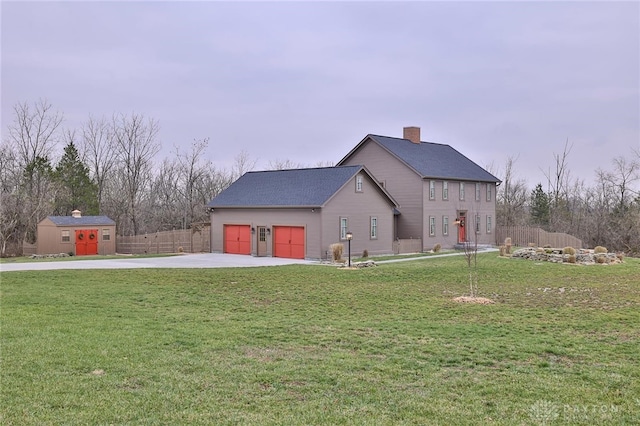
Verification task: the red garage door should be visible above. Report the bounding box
[273,226,305,259]
[224,225,251,255]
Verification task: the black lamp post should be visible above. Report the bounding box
[346,231,353,267]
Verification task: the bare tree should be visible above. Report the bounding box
[230,149,257,181]
[542,138,574,232]
[81,115,116,212]
[5,100,63,246]
[0,143,23,255]
[8,99,63,167]
[267,158,305,170]
[496,155,528,226]
[111,113,160,235]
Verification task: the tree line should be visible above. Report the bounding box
[494,140,640,254]
[2,99,638,256]
[0,99,328,256]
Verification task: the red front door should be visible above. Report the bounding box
[75,229,98,255]
[457,212,466,243]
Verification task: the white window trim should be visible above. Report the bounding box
[370,216,378,239]
[61,230,70,242]
[486,215,492,234]
[429,216,436,237]
[443,181,448,200]
[475,183,481,201]
[487,184,492,202]
[443,216,449,236]
[429,180,435,200]
[356,175,363,192]
[340,217,348,240]
[459,182,465,201]
[475,214,481,234]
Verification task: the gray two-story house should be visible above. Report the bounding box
[337,127,501,250]
[208,126,500,259]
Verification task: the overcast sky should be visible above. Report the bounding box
[2,1,639,188]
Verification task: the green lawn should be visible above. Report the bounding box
[0,253,178,264]
[1,254,639,425]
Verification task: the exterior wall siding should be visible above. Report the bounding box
[423,180,497,248]
[321,171,395,258]
[340,140,423,239]
[36,218,117,255]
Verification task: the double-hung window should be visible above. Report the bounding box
[443,181,449,200]
[429,180,435,200]
[459,182,465,200]
[61,230,70,242]
[429,216,436,236]
[443,216,449,236]
[356,175,363,192]
[475,183,481,201]
[486,215,492,233]
[340,217,348,240]
[370,217,378,239]
[475,214,481,233]
[486,184,492,201]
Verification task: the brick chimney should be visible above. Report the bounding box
[403,126,421,144]
[72,209,81,218]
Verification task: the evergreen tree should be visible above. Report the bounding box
[530,183,550,226]
[53,142,98,215]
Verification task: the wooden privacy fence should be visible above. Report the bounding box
[116,227,211,254]
[496,226,582,249]
[393,238,423,254]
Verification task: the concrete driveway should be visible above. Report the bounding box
[0,253,315,272]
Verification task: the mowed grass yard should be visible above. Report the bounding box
[1,254,639,425]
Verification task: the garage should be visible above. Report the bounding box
[273,226,305,259]
[224,225,251,255]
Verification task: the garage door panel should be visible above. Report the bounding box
[224,225,251,255]
[273,226,305,259]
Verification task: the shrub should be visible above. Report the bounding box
[433,243,441,253]
[568,254,576,264]
[596,255,607,264]
[616,252,625,262]
[499,245,506,256]
[594,246,608,254]
[362,249,369,258]
[330,243,344,262]
[178,246,184,253]
[563,247,576,255]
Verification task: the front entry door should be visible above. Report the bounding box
[257,226,267,256]
[457,211,467,243]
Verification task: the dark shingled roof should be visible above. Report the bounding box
[208,165,366,208]
[366,135,501,183]
[47,216,116,226]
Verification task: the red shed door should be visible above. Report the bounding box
[273,226,305,259]
[75,229,98,255]
[224,225,251,255]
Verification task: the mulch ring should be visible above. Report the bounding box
[453,296,496,305]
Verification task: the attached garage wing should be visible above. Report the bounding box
[224,225,251,255]
[273,226,305,259]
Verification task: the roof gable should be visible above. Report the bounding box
[45,215,116,226]
[339,134,500,183]
[208,165,389,208]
